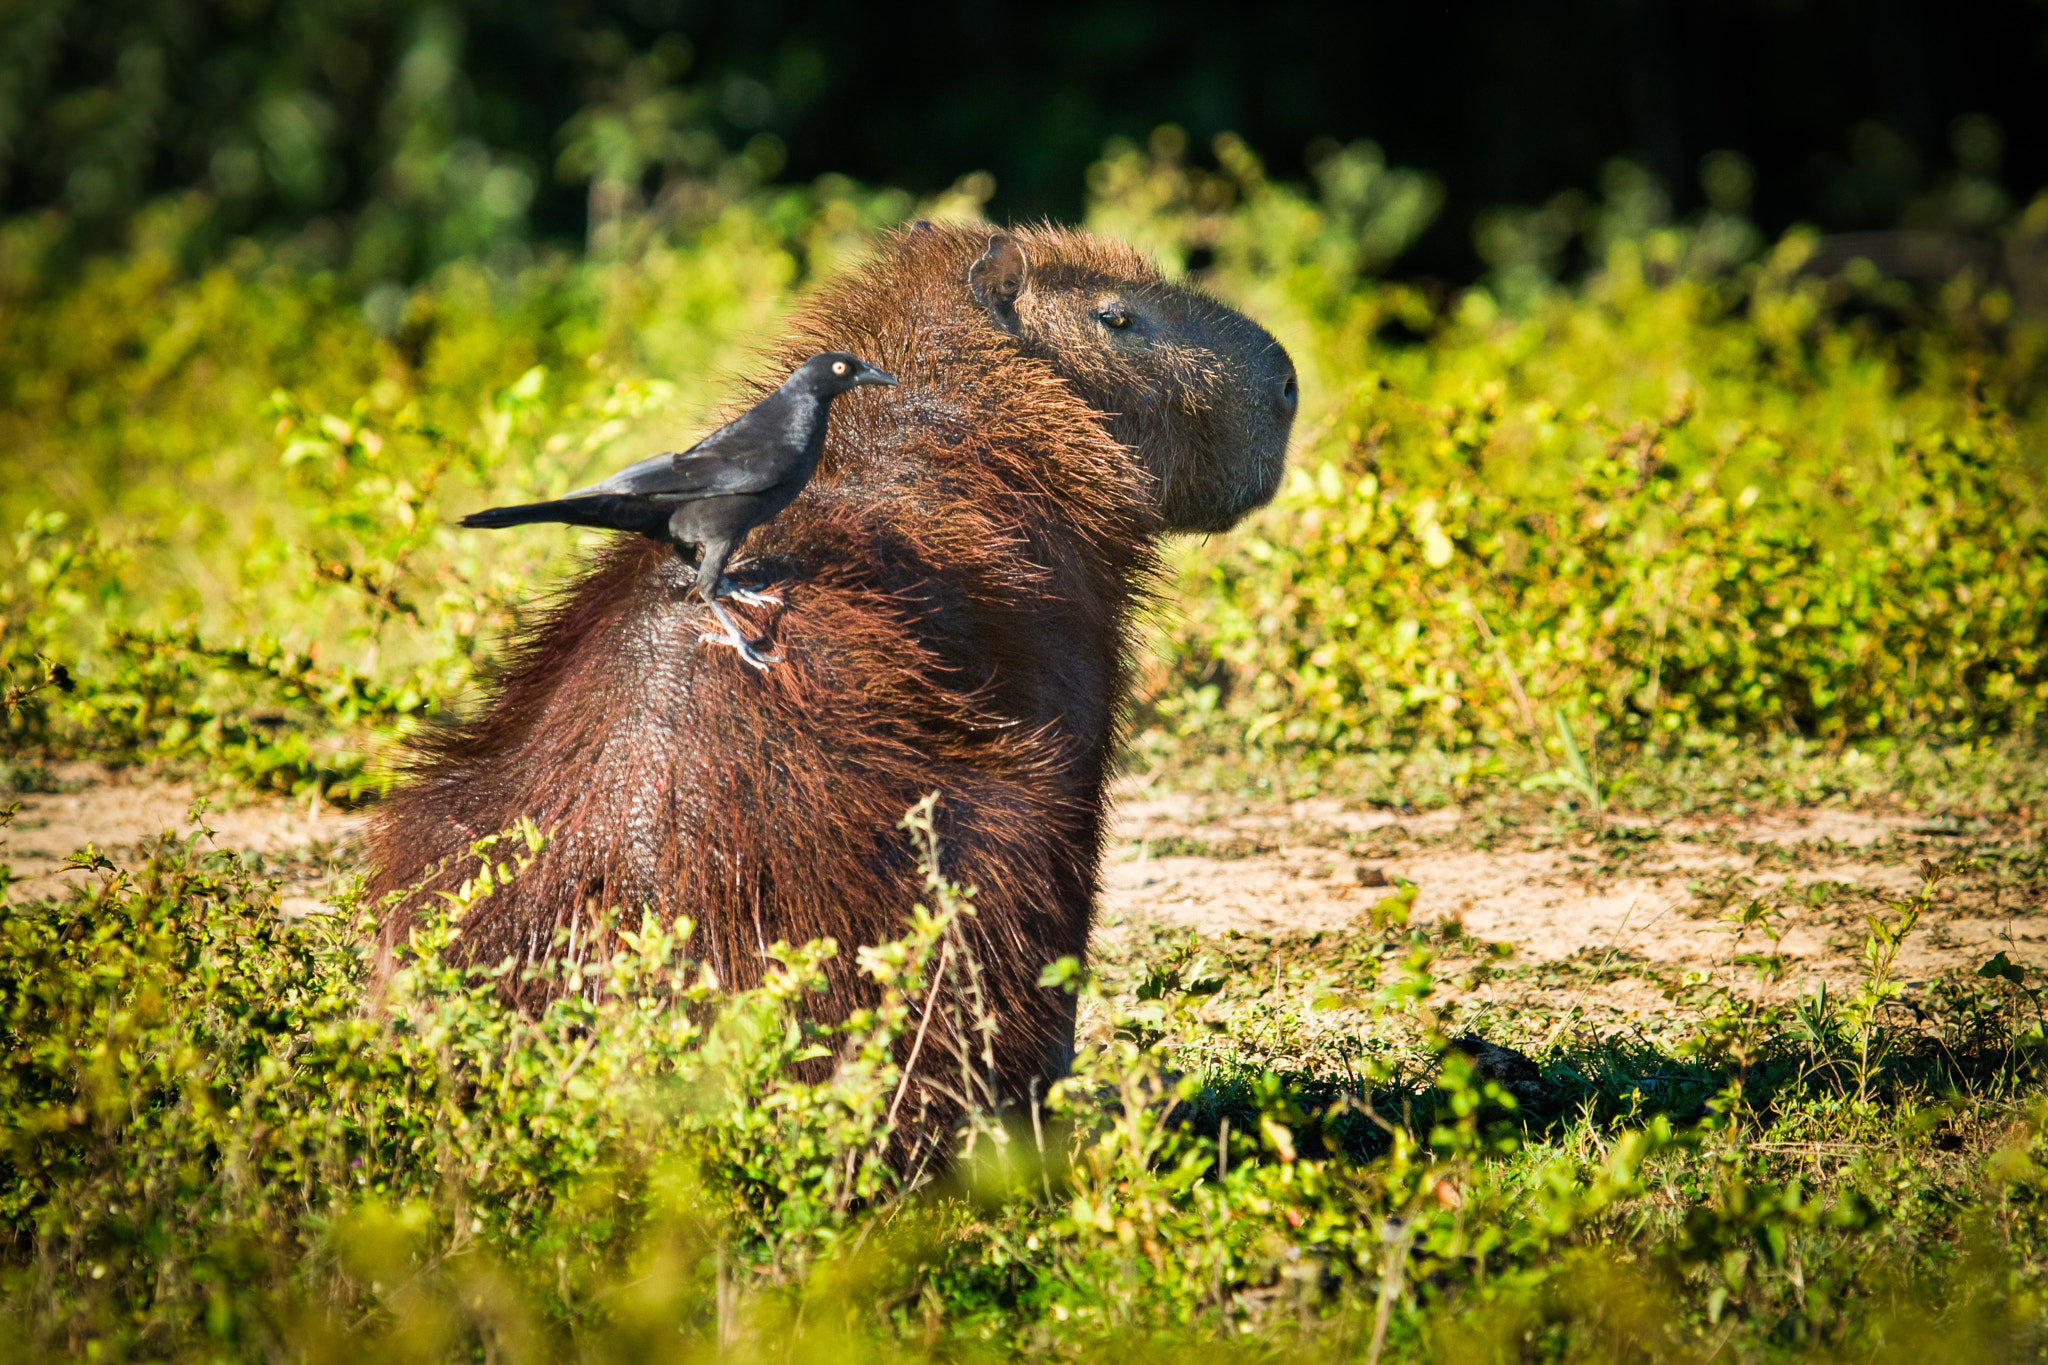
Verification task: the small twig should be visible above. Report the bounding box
[1698,1314,1741,1364]
[312,559,423,623]
[1538,894,1682,1053]
[552,1032,603,1095]
[887,937,953,1131]
[2,655,73,715]
[1364,1210,1418,1365]
[1459,598,1541,742]
[1031,1082,1051,1201]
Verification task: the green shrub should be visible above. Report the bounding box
[1171,392,2048,755]
[1092,139,2048,764]
[0,183,906,796]
[0,805,925,1359]
[8,142,2045,795]
[3,805,2046,1360]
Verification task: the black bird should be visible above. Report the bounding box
[462,352,896,669]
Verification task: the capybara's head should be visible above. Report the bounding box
[966,227,1297,532]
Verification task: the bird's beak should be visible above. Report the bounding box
[857,366,898,387]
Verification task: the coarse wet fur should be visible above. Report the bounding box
[368,222,1296,1157]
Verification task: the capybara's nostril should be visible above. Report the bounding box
[1278,374,1299,414]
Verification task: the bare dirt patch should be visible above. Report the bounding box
[1101,781,2048,1020]
[3,765,365,914]
[7,770,2042,1026]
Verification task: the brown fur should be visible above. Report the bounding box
[367,222,1295,1145]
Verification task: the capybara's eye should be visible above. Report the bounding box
[1097,308,1132,330]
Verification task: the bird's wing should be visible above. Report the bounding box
[566,439,772,502]
[566,393,805,500]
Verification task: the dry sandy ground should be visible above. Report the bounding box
[1098,785,2046,1018]
[6,768,2042,1011]
[4,765,365,916]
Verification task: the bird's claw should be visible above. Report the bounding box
[699,632,783,670]
[719,581,783,608]
[702,596,783,671]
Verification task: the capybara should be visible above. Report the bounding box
[369,222,1297,1149]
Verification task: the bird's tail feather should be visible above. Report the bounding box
[460,495,666,535]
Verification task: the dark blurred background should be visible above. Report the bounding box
[3,0,2044,282]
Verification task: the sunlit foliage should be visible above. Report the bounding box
[4,133,2048,1361]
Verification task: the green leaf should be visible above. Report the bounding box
[1978,951,2027,986]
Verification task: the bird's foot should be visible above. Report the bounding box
[717,577,783,608]
[702,597,783,671]
[699,632,783,670]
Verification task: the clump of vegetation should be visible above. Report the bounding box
[6,136,2044,804]
[1094,137,2048,772]
[3,793,2046,1360]
[0,177,921,798]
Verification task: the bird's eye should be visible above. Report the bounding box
[1097,308,1132,330]
[832,361,848,375]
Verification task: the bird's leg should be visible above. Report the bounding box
[688,537,782,669]
[698,597,783,670]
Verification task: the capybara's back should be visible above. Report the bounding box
[368,222,1297,1145]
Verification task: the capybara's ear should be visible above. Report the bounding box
[968,231,1029,331]
[906,218,937,234]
